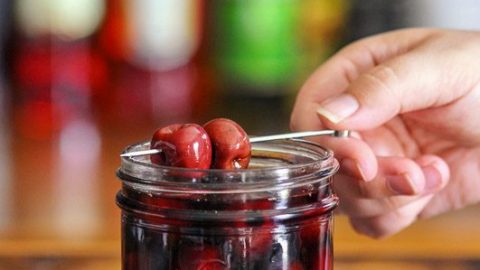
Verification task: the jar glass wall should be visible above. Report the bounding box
[117,139,339,270]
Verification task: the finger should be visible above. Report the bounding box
[335,155,449,218]
[312,136,377,181]
[414,154,450,194]
[315,37,480,131]
[349,195,433,239]
[334,174,419,218]
[336,156,426,199]
[290,28,439,132]
[335,156,424,218]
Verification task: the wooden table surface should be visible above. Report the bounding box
[1,78,479,270]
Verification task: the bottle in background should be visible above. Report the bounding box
[11,0,107,139]
[213,0,300,97]
[99,0,202,71]
[96,0,210,126]
[402,0,480,30]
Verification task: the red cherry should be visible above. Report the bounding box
[289,261,305,270]
[300,223,321,247]
[249,227,273,255]
[203,118,251,169]
[150,123,212,169]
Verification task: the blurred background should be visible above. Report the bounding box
[1,0,480,269]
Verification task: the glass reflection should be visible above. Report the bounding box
[0,82,12,232]
[0,0,12,231]
[54,117,102,239]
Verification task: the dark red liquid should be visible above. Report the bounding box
[117,172,335,270]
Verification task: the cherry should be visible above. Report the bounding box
[203,118,251,169]
[290,261,305,270]
[150,123,212,169]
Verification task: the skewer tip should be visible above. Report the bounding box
[120,148,161,158]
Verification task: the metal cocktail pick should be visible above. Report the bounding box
[120,130,350,158]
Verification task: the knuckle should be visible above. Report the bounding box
[355,218,395,239]
[289,115,299,131]
[382,197,403,212]
[360,64,402,109]
[357,182,375,198]
[289,111,307,132]
[356,179,387,199]
[356,180,379,199]
[349,62,404,116]
[365,64,400,96]
[372,64,400,84]
[350,218,387,239]
[337,55,362,83]
[350,205,417,239]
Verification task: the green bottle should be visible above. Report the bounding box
[215,0,299,96]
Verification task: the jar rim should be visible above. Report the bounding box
[118,139,338,194]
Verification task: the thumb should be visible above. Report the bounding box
[315,51,476,130]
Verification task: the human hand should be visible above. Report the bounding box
[290,28,480,238]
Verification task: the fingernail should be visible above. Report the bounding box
[341,158,369,181]
[316,93,359,123]
[422,165,442,193]
[386,173,420,195]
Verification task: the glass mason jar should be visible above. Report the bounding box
[117,139,339,270]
